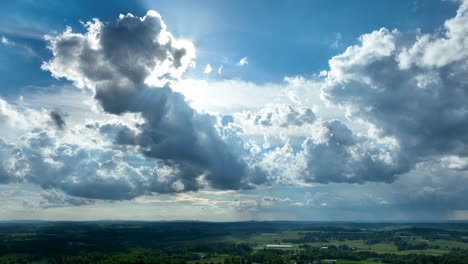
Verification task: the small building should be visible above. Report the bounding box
[265,244,293,249]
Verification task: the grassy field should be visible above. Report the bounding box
[223,230,301,243]
[187,257,225,264]
[221,230,468,256]
[335,260,382,264]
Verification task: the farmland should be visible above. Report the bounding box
[0,221,467,263]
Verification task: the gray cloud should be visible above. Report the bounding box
[42,11,252,193]
[301,120,410,183]
[49,111,66,130]
[0,139,26,184]
[42,11,194,115]
[38,189,94,208]
[1,129,218,200]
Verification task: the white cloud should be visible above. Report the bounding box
[203,64,212,74]
[239,56,248,66]
[398,0,468,69]
[330,32,342,49]
[1,36,13,46]
[0,97,50,137]
[441,155,468,171]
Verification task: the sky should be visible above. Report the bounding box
[0,0,467,221]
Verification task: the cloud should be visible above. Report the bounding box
[441,155,468,171]
[239,56,248,66]
[261,195,293,206]
[0,139,27,184]
[203,64,212,74]
[255,143,307,185]
[0,127,222,200]
[233,103,318,148]
[398,0,468,68]
[42,11,196,113]
[42,11,252,193]
[49,111,66,130]
[330,32,342,49]
[248,116,409,184]
[300,120,409,183]
[1,36,13,46]
[0,98,49,135]
[249,104,316,128]
[217,65,223,75]
[321,0,468,179]
[36,189,94,208]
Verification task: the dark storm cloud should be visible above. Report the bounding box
[42,11,251,193]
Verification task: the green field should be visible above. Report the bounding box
[219,230,468,256]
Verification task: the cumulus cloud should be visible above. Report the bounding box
[321,0,468,179]
[42,11,252,193]
[0,98,49,136]
[0,127,220,199]
[255,143,307,185]
[398,0,468,68]
[238,104,316,128]
[300,120,409,183]
[42,11,195,113]
[249,117,409,184]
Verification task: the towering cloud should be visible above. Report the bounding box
[321,0,468,177]
[243,0,468,186]
[42,11,250,193]
[42,11,195,114]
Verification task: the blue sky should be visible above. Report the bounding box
[0,0,468,221]
[0,0,459,91]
